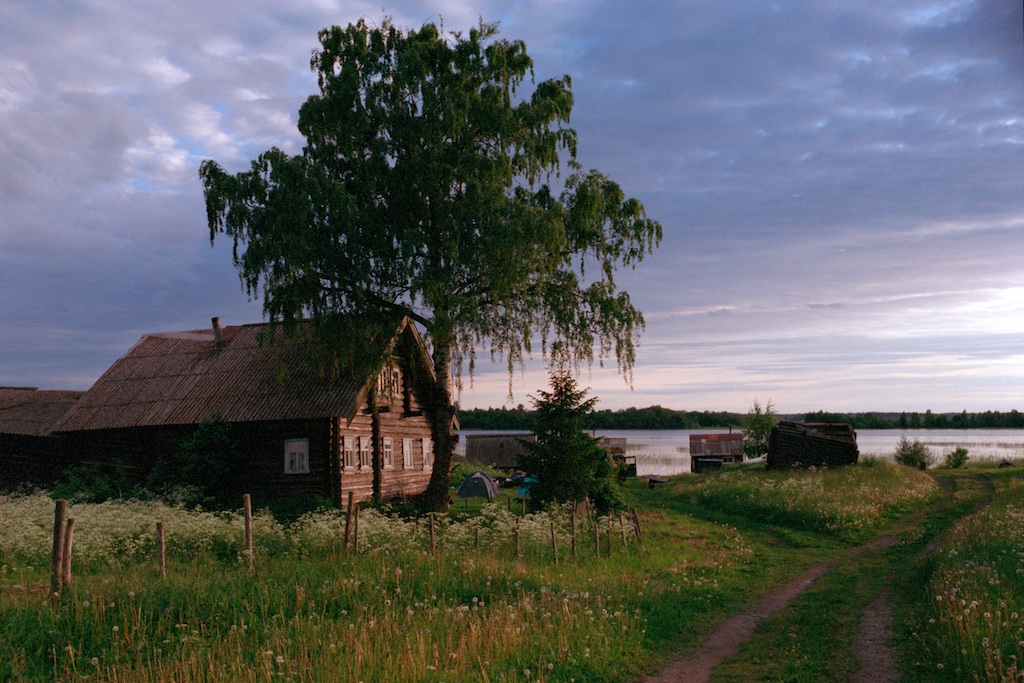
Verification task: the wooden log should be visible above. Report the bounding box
[50,499,68,597]
[61,518,76,587]
[156,521,166,579]
[243,494,253,574]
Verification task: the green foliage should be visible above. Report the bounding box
[199,17,661,511]
[519,371,626,512]
[943,446,969,469]
[51,465,145,503]
[147,414,242,508]
[742,399,777,459]
[893,436,933,469]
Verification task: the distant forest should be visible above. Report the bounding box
[457,406,1024,431]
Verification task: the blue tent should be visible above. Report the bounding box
[457,471,500,501]
[517,476,539,497]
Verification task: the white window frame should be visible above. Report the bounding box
[284,438,310,474]
[359,435,372,469]
[343,436,356,470]
[402,438,413,469]
[382,437,394,469]
[422,438,433,470]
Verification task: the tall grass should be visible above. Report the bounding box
[902,474,1024,681]
[0,462,942,682]
[669,458,939,542]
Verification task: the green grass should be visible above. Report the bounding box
[0,461,964,682]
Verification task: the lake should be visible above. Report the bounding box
[457,428,1024,477]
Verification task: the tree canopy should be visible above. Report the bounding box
[199,18,662,510]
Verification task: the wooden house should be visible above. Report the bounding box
[689,432,744,473]
[766,422,859,470]
[52,317,446,505]
[0,387,82,488]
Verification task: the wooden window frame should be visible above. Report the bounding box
[284,438,310,474]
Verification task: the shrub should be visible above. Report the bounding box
[894,436,933,469]
[943,447,969,469]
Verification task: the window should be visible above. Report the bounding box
[402,438,413,469]
[359,435,372,469]
[382,437,394,469]
[343,436,356,470]
[422,438,433,470]
[284,438,310,474]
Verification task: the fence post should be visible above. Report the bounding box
[429,513,436,554]
[550,519,558,565]
[631,509,643,548]
[474,526,480,552]
[61,518,76,587]
[606,516,613,556]
[514,517,521,558]
[619,513,627,549]
[343,491,354,553]
[592,514,600,558]
[243,494,254,574]
[571,505,577,561]
[156,521,166,579]
[353,504,359,555]
[50,499,68,598]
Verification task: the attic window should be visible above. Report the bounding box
[378,363,399,398]
[284,439,309,474]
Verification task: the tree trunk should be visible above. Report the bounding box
[420,340,456,512]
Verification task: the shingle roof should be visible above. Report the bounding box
[0,388,83,436]
[54,320,413,432]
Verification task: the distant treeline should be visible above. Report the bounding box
[458,406,1024,431]
[458,405,744,431]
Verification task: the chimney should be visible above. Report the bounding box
[212,317,224,345]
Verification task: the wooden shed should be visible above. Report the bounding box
[464,433,536,469]
[689,432,744,473]
[766,422,859,470]
[0,388,82,488]
[53,317,448,505]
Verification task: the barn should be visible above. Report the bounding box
[51,316,448,505]
[0,388,82,489]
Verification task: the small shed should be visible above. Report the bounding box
[690,432,744,473]
[767,422,859,470]
[0,388,81,488]
[464,433,536,469]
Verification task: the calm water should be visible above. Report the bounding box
[457,428,1024,477]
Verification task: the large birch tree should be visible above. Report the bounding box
[200,18,662,511]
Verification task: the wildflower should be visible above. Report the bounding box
[91,657,99,666]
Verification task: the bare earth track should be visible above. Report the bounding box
[639,475,992,683]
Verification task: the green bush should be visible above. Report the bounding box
[894,436,933,469]
[943,447,969,469]
[51,465,145,503]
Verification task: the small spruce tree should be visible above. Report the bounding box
[519,371,625,512]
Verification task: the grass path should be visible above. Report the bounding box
[639,472,997,683]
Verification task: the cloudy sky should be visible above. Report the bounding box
[2,1,1022,414]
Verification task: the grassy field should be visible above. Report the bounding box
[1,458,1019,682]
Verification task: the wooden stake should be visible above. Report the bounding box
[514,517,521,558]
[632,509,643,548]
[343,491,354,553]
[429,513,436,554]
[570,505,577,561]
[606,516,613,556]
[619,513,627,548]
[474,526,480,552]
[156,521,166,579]
[550,519,558,565]
[353,504,359,555]
[243,494,253,574]
[50,499,67,597]
[60,518,76,587]
[593,514,600,558]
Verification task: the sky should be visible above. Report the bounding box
[1,0,1022,414]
